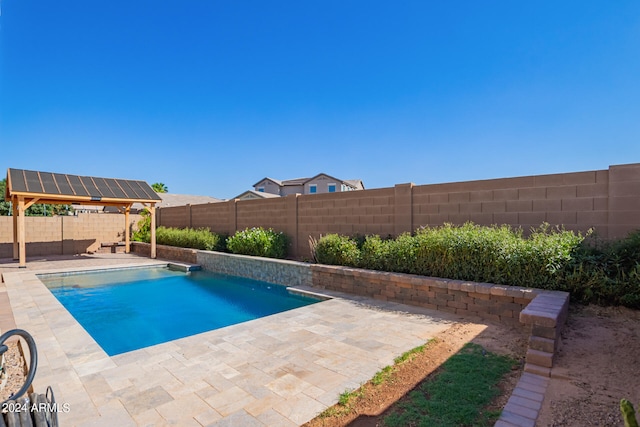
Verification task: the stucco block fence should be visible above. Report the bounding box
[132,242,568,378]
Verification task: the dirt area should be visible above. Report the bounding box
[303,320,529,427]
[537,305,640,427]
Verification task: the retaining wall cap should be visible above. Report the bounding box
[431,280,450,289]
[474,283,493,294]
[448,281,462,291]
[460,282,476,292]
[490,285,510,296]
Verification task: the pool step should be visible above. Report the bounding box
[286,287,332,301]
[168,263,202,272]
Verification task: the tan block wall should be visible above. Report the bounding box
[157,205,191,229]
[0,213,141,258]
[411,168,611,235]
[236,197,289,231]
[608,163,640,239]
[147,163,639,259]
[159,202,232,235]
[191,202,230,233]
[297,187,396,255]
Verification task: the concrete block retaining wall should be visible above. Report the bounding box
[311,264,539,324]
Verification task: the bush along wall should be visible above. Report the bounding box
[134,225,289,259]
[226,227,289,259]
[313,222,640,309]
[134,225,225,252]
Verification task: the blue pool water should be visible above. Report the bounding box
[39,267,319,355]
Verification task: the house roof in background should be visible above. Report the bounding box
[235,190,281,200]
[344,179,365,189]
[155,193,222,207]
[252,177,283,187]
[5,168,161,205]
[281,177,309,186]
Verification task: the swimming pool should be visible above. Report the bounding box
[39,267,320,355]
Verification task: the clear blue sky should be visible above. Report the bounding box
[1,1,639,200]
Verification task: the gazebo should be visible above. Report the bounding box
[4,168,162,267]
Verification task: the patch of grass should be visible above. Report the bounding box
[394,343,427,364]
[318,388,364,418]
[338,388,363,407]
[383,343,515,427]
[373,340,434,386]
[318,340,436,419]
[372,365,393,385]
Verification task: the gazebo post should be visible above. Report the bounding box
[124,205,131,253]
[150,204,157,259]
[12,198,18,260]
[18,197,26,268]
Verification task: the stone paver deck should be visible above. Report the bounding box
[1,254,465,426]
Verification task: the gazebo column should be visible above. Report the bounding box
[12,198,18,260]
[150,204,157,259]
[124,205,131,253]
[18,197,26,268]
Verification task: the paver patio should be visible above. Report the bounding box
[0,254,473,426]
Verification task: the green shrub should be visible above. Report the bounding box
[358,235,391,271]
[314,234,360,266]
[562,230,640,307]
[156,226,223,251]
[132,209,151,242]
[312,222,640,309]
[226,227,288,259]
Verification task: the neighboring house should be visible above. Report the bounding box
[248,173,365,198]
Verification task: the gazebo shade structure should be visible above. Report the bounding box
[5,168,162,267]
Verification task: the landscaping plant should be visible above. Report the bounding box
[314,233,360,266]
[226,227,288,259]
[131,209,151,242]
[621,399,639,427]
[156,226,223,251]
[311,222,640,309]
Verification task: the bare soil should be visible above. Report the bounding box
[303,320,528,427]
[537,305,640,427]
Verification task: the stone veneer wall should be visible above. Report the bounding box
[195,250,313,288]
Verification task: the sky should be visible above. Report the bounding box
[1,1,639,200]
